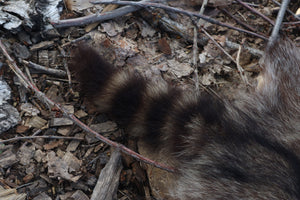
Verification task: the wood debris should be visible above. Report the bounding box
[0,0,299,199]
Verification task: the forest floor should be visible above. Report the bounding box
[0,0,299,199]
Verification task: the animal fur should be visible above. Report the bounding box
[70,38,300,199]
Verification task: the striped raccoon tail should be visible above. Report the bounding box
[69,46,224,153]
[69,45,147,126]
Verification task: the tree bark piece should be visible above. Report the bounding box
[91,149,123,200]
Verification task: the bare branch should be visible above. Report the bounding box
[271,0,300,21]
[268,0,290,47]
[225,39,263,57]
[92,0,268,40]
[0,135,84,143]
[192,0,208,93]
[236,0,275,25]
[220,8,257,32]
[52,0,149,28]
[23,60,67,77]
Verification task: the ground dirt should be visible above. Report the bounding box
[0,0,300,199]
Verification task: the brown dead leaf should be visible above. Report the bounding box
[16,125,29,133]
[158,38,172,55]
[23,173,34,183]
[43,140,64,150]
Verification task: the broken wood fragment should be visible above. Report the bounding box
[91,149,123,200]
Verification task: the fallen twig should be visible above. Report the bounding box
[268,0,290,47]
[0,40,175,173]
[0,135,84,143]
[52,0,149,28]
[58,46,72,91]
[22,129,42,147]
[225,39,263,57]
[236,39,249,85]
[271,0,300,21]
[283,20,300,25]
[24,65,34,84]
[201,29,249,85]
[220,8,257,32]
[192,0,208,93]
[236,0,275,25]
[61,34,92,47]
[23,60,67,77]
[140,10,208,46]
[92,0,268,40]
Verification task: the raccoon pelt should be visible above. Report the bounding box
[70,38,300,200]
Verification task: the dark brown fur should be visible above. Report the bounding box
[70,39,300,199]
